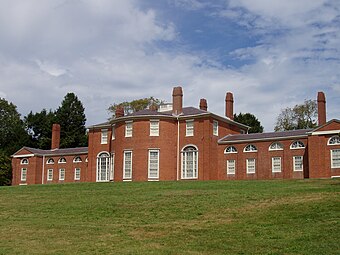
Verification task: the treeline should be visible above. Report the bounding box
[0,93,87,186]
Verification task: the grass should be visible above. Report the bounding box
[0,179,339,255]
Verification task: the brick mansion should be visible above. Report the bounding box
[12,87,340,185]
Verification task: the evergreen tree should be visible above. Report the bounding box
[55,93,87,148]
[234,112,264,133]
[0,151,12,186]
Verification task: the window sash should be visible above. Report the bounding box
[227,160,235,175]
[246,158,256,174]
[148,150,159,179]
[74,168,81,180]
[47,169,53,181]
[272,157,282,172]
[101,129,108,144]
[213,121,218,136]
[182,150,198,179]
[150,120,159,136]
[21,168,27,181]
[125,122,133,137]
[97,154,110,182]
[186,120,194,136]
[112,125,115,140]
[59,169,65,181]
[331,149,340,168]
[293,156,303,171]
[123,151,132,179]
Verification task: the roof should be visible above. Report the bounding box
[12,146,88,157]
[218,129,312,144]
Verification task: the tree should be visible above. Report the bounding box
[24,109,56,149]
[234,112,264,133]
[274,100,317,131]
[0,151,12,186]
[108,97,163,118]
[55,93,87,148]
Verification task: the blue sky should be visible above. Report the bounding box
[0,0,339,131]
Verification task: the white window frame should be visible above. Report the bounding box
[181,145,198,179]
[112,125,115,140]
[74,168,81,180]
[272,157,282,173]
[225,146,237,154]
[20,158,29,165]
[123,151,133,180]
[47,169,53,181]
[328,136,340,145]
[246,158,256,174]
[269,142,283,151]
[244,144,257,152]
[331,149,340,169]
[96,152,110,182]
[59,168,65,181]
[125,121,133,138]
[73,156,82,163]
[186,120,194,137]
[58,157,66,164]
[293,156,304,171]
[227,159,236,175]
[47,158,54,164]
[290,141,305,149]
[21,168,27,181]
[101,129,108,144]
[213,120,218,136]
[148,149,159,180]
[150,120,159,137]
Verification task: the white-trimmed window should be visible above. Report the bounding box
[47,158,54,164]
[59,168,65,181]
[328,136,340,145]
[293,156,303,171]
[331,149,340,168]
[269,142,283,151]
[272,157,282,173]
[73,156,82,163]
[47,169,53,181]
[21,168,27,181]
[150,120,159,136]
[97,152,110,182]
[20,158,29,165]
[123,151,133,180]
[148,149,159,180]
[186,120,194,137]
[290,141,305,149]
[101,129,108,144]
[244,144,257,152]
[112,125,115,140]
[181,145,198,179]
[227,160,236,175]
[225,146,237,154]
[74,168,81,180]
[213,120,218,136]
[58,157,66,163]
[246,158,256,174]
[125,121,133,137]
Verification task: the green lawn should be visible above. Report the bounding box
[0,179,339,255]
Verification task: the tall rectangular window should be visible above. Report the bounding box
[111,125,115,140]
[150,120,159,136]
[74,168,81,180]
[125,121,133,137]
[293,156,303,171]
[47,169,53,181]
[272,157,282,172]
[21,168,27,181]
[213,120,218,136]
[186,120,194,136]
[59,168,65,181]
[227,160,236,175]
[101,129,108,144]
[331,149,340,168]
[246,158,256,174]
[148,150,159,179]
[123,151,132,180]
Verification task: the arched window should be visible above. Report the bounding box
[97,152,110,182]
[47,158,54,164]
[269,142,283,151]
[290,141,305,149]
[244,144,257,152]
[85,157,88,162]
[328,136,340,145]
[58,157,67,163]
[73,156,82,163]
[20,158,29,165]
[181,145,198,179]
[225,146,237,154]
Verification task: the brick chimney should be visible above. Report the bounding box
[199,98,207,111]
[225,92,234,120]
[115,106,124,118]
[172,86,183,115]
[51,124,60,150]
[317,91,326,126]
